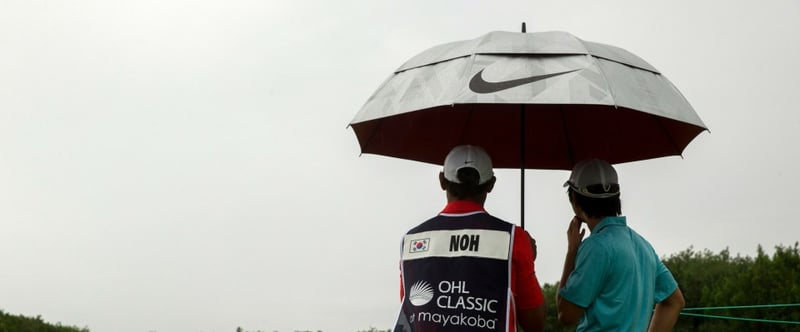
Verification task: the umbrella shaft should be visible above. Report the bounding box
[520,106,525,230]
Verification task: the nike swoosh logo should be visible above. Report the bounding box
[469,68,580,94]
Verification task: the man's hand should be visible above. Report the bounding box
[566,216,586,253]
[557,216,588,325]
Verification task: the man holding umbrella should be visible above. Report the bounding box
[557,159,685,331]
[395,145,545,332]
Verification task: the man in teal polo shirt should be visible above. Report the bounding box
[556,159,685,332]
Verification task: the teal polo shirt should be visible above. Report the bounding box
[559,216,678,332]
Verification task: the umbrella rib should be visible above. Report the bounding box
[587,54,619,108]
[559,105,576,166]
[362,118,385,155]
[654,116,684,158]
[461,105,474,143]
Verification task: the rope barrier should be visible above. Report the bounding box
[680,312,800,325]
[682,303,800,311]
[679,303,800,325]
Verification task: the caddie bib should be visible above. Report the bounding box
[395,212,514,332]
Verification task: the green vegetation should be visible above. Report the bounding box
[541,283,572,332]
[667,243,800,331]
[0,310,88,332]
[541,243,800,331]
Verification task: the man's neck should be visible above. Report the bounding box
[585,216,604,232]
[446,192,487,205]
[441,200,486,214]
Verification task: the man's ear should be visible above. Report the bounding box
[485,176,496,193]
[439,172,448,190]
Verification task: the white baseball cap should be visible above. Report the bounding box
[443,145,494,185]
[564,159,620,198]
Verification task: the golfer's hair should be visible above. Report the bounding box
[568,187,622,218]
[445,168,490,200]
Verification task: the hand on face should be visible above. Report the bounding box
[566,216,586,252]
[528,234,537,261]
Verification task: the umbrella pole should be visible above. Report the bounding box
[520,22,527,230]
[520,105,525,230]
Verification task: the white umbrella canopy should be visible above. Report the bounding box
[349,29,708,228]
[350,30,707,170]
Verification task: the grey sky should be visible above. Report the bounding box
[1,1,798,331]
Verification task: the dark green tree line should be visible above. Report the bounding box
[667,243,800,331]
[0,310,88,332]
[540,243,800,331]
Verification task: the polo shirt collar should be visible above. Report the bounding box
[440,200,486,214]
[593,216,627,233]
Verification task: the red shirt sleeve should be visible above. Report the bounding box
[399,261,405,301]
[399,238,406,301]
[511,226,545,309]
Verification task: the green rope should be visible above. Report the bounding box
[683,303,800,311]
[679,303,800,325]
[679,312,800,325]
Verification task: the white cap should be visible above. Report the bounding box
[443,145,494,185]
[564,159,620,198]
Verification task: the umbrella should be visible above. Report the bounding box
[349,28,707,228]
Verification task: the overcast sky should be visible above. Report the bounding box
[1,1,799,331]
